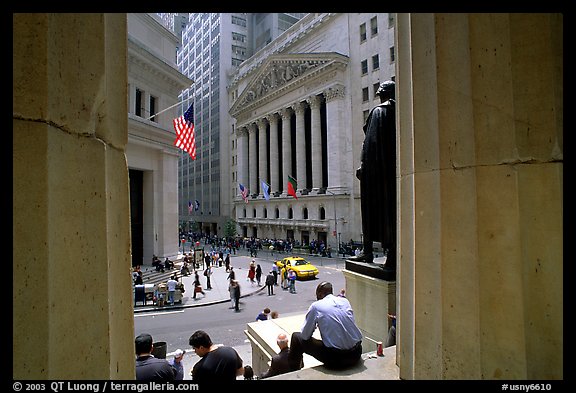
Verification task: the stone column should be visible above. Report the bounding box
[292,101,307,191]
[308,95,323,189]
[13,13,134,379]
[324,84,346,191]
[267,113,280,194]
[236,126,249,189]
[257,118,268,196]
[395,13,563,380]
[248,123,258,196]
[280,107,293,193]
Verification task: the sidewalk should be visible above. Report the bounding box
[133,254,266,313]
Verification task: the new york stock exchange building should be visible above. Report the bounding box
[227,13,396,250]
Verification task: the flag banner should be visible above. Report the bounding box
[239,183,249,203]
[173,104,196,160]
[261,180,270,201]
[287,175,298,199]
[194,200,200,211]
[188,200,193,213]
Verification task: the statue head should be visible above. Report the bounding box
[376,80,395,99]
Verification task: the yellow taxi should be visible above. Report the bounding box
[274,256,319,279]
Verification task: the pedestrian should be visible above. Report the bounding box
[271,311,279,319]
[337,288,346,298]
[166,275,178,306]
[229,279,240,311]
[272,263,279,285]
[248,260,256,285]
[168,349,186,380]
[288,269,297,294]
[256,307,271,321]
[225,254,231,272]
[265,270,275,296]
[288,281,363,370]
[189,330,244,381]
[204,265,212,290]
[193,271,205,299]
[243,365,254,380]
[255,264,263,286]
[227,266,235,281]
[135,333,176,381]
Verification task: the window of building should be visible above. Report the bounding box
[370,16,378,36]
[135,88,143,117]
[388,13,395,29]
[149,95,157,122]
[253,208,257,218]
[303,207,308,219]
[363,109,370,123]
[275,208,280,219]
[372,54,380,70]
[361,59,368,75]
[359,23,367,43]
[243,208,247,218]
[373,82,381,97]
[288,207,293,219]
[390,46,395,62]
[263,208,268,218]
[362,87,369,102]
[319,207,325,220]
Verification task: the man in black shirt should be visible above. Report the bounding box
[189,330,244,381]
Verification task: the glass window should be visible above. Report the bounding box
[359,23,367,42]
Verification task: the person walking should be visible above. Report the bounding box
[288,269,297,294]
[271,263,279,286]
[229,279,240,311]
[248,260,256,285]
[193,271,205,299]
[255,264,263,286]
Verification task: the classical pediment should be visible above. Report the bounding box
[230,52,348,117]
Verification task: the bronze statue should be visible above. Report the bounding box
[349,80,396,276]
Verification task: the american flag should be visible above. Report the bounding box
[173,104,196,160]
[188,201,193,213]
[239,183,249,203]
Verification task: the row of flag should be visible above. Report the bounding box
[188,200,200,213]
[239,175,298,204]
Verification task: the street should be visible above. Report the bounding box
[134,251,347,378]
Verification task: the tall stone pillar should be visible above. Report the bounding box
[248,123,258,197]
[281,107,293,193]
[292,101,307,191]
[236,126,249,191]
[267,113,280,194]
[324,84,347,191]
[395,13,563,380]
[257,118,268,196]
[308,95,323,189]
[13,13,134,378]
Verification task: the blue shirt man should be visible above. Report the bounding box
[288,281,363,369]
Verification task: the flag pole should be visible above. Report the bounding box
[145,84,194,120]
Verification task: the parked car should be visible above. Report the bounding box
[274,256,319,280]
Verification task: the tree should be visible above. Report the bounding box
[224,219,237,239]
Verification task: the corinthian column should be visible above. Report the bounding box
[292,101,307,191]
[236,126,249,189]
[308,94,324,189]
[280,107,293,194]
[257,118,268,196]
[324,84,346,190]
[267,113,280,194]
[248,123,258,196]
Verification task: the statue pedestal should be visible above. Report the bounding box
[343,264,396,347]
[345,258,396,281]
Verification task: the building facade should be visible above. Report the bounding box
[175,13,304,237]
[228,13,395,249]
[126,13,193,265]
